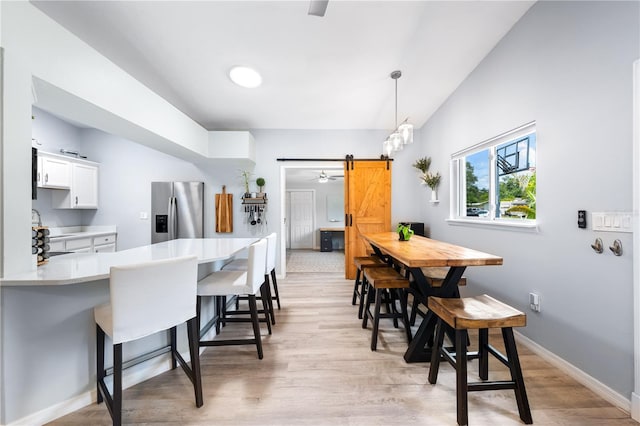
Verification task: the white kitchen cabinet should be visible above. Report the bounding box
[94,243,116,253]
[49,240,65,252]
[73,247,93,254]
[38,153,71,189]
[52,161,99,209]
[93,234,117,252]
[65,237,92,251]
[49,232,117,253]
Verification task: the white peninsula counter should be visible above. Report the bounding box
[0,237,258,425]
[2,237,258,286]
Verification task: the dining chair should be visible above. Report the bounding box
[197,238,268,359]
[95,255,203,426]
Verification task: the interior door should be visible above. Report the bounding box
[344,160,392,279]
[289,190,314,249]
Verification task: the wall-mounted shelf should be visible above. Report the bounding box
[241,193,267,205]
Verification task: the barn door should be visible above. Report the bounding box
[344,160,392,279]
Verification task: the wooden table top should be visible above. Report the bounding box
[361,232,503,268]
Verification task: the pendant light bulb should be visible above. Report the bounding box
[382,139,393,157]
[399,122,414,144]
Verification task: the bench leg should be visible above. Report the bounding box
[362,282,374,328]
[371,288,383,351]
[478,328,489,380]
[456,329,468,426]
[385,289,399,328]
[428,318,446,384]
[503,328,533,424]
[358,276,368,320]
[352,268,361,305]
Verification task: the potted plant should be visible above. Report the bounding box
[413,156,441,202]
[397,223,414,241]
[422,171,442,202]
[412,157,431,174]
[240,170,251,198]
[256,177,266,198]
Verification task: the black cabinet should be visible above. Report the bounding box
[320,231,333,252]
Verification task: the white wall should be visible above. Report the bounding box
[80,129,208,250]
[419,0,639,399]
[1,1,209,276]
[31,107,84,227]
[251,129,424,251]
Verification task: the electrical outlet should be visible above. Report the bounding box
[529,292,541,312]
[139,211,149,220]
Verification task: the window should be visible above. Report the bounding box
[450,122,536,227]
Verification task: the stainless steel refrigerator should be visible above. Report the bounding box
[151,181,204,243]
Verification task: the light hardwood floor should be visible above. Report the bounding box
[48,272,636,425]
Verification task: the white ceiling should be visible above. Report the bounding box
[31,1,534,132]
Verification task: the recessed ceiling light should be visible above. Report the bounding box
[229,66,262,88]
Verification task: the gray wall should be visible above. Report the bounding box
[418,1,639,397]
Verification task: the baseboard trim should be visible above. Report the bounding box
[6,350,192,426]
[514,331,631,413]
[632,392,640,421]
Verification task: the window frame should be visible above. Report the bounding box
[448,122,537,231]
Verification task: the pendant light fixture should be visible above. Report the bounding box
[382,70,413,157]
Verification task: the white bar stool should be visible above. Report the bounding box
[197,238,268,359]
[224,232,279,325]
[95,255,202,426]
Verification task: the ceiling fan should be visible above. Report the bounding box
[308,0,329,17]
[313,170,343,183]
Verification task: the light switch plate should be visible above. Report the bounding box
[591,212,632,233]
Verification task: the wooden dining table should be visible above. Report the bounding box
[361,232,503,363]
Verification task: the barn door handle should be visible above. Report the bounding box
[349,214,353,226]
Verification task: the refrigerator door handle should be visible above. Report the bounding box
[168,197,178,240]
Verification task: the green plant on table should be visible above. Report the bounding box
[397,223,414,241]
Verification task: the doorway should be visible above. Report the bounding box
[279,162,345,276]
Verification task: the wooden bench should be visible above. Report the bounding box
[352,256,388,319]
[428,294,532,426]
[361,267,412,351]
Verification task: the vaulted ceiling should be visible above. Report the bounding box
[32,1,534,131]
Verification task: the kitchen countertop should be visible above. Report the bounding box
[48,225,117,241]
[2,238,258,286]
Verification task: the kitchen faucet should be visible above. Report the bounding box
[32,208,42,227]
